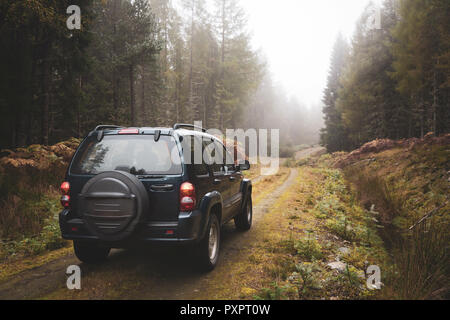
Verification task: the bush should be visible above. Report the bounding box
[0,139,79,239]
[0,207,67,261]
[293,262,323,298]
[325,215,366,242]
[0,139,77,260]
[254,282,293,300]
[294,235,324,261]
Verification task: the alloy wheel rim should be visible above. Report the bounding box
[208,222,218,261]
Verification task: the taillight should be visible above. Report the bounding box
[180,182,196,212]
[119,128,139,135]
[60,181,70,195]
[60,182,70,208]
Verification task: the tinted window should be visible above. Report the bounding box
[180,135,209,176]
[223,145,236,173]
[71,135,182,175]
[216,141,236,173]
[204,139,224,174]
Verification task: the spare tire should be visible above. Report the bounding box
[78,171,149,241]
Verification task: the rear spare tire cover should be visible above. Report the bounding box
[78,171,149,241]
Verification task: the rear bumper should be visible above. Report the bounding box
[59,209,205,246]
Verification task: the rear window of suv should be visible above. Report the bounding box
[70,135,182,175]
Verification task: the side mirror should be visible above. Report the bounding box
[238,160,250,171]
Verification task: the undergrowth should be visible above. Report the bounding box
[254,167,386,300]
[343,144,449,299]
[0,139,78,259]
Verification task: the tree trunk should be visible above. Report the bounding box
[112,0,119,114]
[113,71,119,111]
[17,115,27,147]
[188,0,195,115]
[129,64,135,126]
[141,66,146,126]
[77,76,82,138]
[41,57,50,145]
[432,59,438,134]
[219,0,226,130]
[26,111,32,146]
[11,116,17,148]
[175,70,180,123]
[163,2,168,76]
[221,0,226,67]
[420,99,424,138]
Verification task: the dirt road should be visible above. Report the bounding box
[295,146,326,160]
[0,168,299,300]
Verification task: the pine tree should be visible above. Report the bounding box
[337,1,404,147]
[213,0,262,129]
[391,0,450,137]
[0,0,93,146]
[320,33,350,152]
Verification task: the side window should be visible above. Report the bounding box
[204,139,224,175]
[222,144,235,173]
[212,140,236,175]
[181,135,209,176]
[193,136,209,176]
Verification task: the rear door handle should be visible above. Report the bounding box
[229,176,236,181]
[213,179,222,185]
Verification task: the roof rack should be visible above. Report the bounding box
[173,123,206,133]
[94,125,123,131]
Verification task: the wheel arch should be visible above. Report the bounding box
[240,178,252,211]
[198,191,223,239]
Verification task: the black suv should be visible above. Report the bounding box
[59,124,252,270]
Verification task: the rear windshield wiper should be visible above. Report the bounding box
[136,174,165,179]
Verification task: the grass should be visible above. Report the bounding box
[246,166,385,300]
[342,143,450,299]
[0,197,69,267]
[383,220,449,299]
[0,191,70,262]
[0,246,73,282]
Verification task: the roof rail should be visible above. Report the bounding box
[94,125,123,131]
[173,123,206,133]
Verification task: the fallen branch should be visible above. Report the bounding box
[409,200,449,230]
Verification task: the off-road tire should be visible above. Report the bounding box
[73,240,110,264]
[196,213,221,272]
[234,195,252,231]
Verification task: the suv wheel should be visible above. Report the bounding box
[196,213,220,271]
[235,195,252,231]
[73,241,110,264]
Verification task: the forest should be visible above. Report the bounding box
[321,0,450,152]
[0,0,449,152]
[0,0,321,151]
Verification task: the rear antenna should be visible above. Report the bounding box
[154,130,161,142]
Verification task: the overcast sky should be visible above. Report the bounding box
[240,0,383,108]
